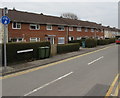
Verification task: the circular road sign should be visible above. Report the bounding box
[1,16,10,25]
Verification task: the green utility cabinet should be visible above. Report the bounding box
[38,46,50,59]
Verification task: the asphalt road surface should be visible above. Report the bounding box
[2,45,118,96]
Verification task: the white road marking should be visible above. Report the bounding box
[24,71,73,96]
[88,56,104,65]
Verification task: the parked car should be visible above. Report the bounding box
[116,38,120,44]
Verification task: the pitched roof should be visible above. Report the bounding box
[5,9,114,30]
[7,9,67,25]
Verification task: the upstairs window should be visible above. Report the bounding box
[91,28,94,32]
[85,28,88,32]
[30,24,40,30]
[77,27,82,31]
[69,27,73,31]
[58,26,65,31]
[46,25,52,30]
[12,22,21,29]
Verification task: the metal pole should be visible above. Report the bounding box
[4,24,7,71]
[3,7,8,72]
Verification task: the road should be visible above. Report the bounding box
[2,45,119,96]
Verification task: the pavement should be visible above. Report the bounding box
[1,44,119,96]
[0,44,115,75]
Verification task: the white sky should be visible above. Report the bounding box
[1,0,120,2]
[0,0,119,28]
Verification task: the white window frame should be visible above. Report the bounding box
[77,27,82,32]
[17,38,23,42]
[85,28,88,32]
[46,25,52,30]
[69,36,74,41]
[30,24,40,30]
[30,38,40,42]
[12,22,21,29]
[91,28,94,32]
[10,38,23,42]
[58,37,65,44]
[58,26,65,31]
[69,27,73,31]
[77,37,81,40]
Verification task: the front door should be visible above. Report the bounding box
[47,37,54,44]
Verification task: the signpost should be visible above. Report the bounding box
[0,7,10,71]
[1,16,10,25]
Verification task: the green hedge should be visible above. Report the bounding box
[69,38,115,48]
[57,43,80,54]
[85,38,97,48]
[97,38,115,45]
[68,40,82,46]
[2,41,50,65]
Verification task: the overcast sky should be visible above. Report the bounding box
[0,0,119,28]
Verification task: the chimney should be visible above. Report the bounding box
[13,7,16,11]
[40,13,43,15]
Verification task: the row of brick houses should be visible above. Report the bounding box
[0,8,120,44]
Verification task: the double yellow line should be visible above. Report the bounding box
[105,74,120,97]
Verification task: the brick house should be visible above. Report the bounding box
[0,9,112,44]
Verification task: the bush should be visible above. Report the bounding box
[68,40,82,46]
[108,38,116,43]
[2,41,50,65]
[57,43,80,54]
[97,38,115,45]
[85,38,97,48]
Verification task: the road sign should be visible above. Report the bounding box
[1,16,10,25]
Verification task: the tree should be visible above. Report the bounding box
[61,12,78,20]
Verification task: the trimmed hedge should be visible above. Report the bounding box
[57,43,80,54]
[85,38,97,48]
[97,38,115,45]
[68,40,82,46]
[2,41,50,65]
[69,38,116,48]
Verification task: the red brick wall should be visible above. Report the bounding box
[8,23,67,44]
[68,28,104,39]
[8,23,104,44]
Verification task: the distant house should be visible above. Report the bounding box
[0,8,119,44]
[103,26,120,39]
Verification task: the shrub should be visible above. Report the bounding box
[97,38,115,45]
[108,38,116,43]
[85,38,97,48]
[2,41,50,65]
[57,43,80,54]
[68,40,82,46]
